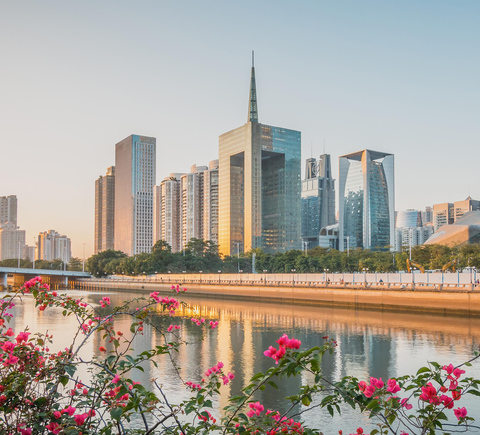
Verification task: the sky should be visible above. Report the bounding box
[1,1,479,258]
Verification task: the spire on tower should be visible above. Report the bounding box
[248,50,258,123]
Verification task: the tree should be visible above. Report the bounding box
[68,257,83,271]
[85,250,127,277]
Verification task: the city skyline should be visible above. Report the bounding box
[1,1,479,257]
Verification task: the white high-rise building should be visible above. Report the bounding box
[181,165,208,249]
[37,230,71,263]
[339,150,395,251]
[0,224,25,261]
[160,174,183,252]
[203,160,219,246]
[114,135,156,256]
[0,195,17,227]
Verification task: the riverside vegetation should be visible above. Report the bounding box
[0,277,479,434]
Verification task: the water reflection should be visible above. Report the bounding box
[5,290,480,433]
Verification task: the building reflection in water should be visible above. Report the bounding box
[7,290,480,432]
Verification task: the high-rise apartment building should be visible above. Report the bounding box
[394,209,432,251]
[433,203,454,232]
[422,206,433,225]
[339,150,395,251]
[160,174,183,252]
[181,165,208,249]
[203,160,219,246]
[153,185,162,244]
[0,224,25,261]
[37,230,71,263]
[301,154,336,248]
[114,135,156,256]
[0,195,17,227]
[218,54,301,255]
[94,166,115,254]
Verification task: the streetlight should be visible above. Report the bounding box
[291,269,296,286]
[218,270,222,284]
[82,243,86,273]
[32,237,36,269]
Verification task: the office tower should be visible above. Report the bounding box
[153,185,162,244]
[37,230,71,263]
[0,195,17,227]
[203,160,219,246]
[181,165,208,249]
[114,135,156,256]
[422,206,433,225]
[301,154,336,249]
[218,54,301,255]
[433,203,454,232]
[94,166,115,254]
[0,225,25,261]
[454,197,480,221]
[394,210,429,251]
[160,174,183,252]
[339,150,395,251]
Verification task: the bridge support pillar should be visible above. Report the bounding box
[0,273,7,290]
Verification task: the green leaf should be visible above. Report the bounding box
[110,407,123,421]
[416,366,430,375]
[468,389,480,396]
[301,396,311,406]
[366,400,379,410]
[327,405,334,417]
[59,375,68,386]
[387,414,396,425]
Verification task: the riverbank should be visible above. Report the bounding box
[75,278,480,317]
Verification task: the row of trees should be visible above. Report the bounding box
[85,238,480,277]
[0,257,84,271]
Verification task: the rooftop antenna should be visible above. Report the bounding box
[323,138,326,155]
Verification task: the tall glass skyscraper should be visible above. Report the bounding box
[114,134,156,256]
[219,54,301,255]
[339,150,394,251]
[301,154,336,248]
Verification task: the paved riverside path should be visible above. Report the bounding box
[75,273,480,317]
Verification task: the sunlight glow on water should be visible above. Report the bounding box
[4,289,480,433]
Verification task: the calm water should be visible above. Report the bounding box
[4,288,480,433]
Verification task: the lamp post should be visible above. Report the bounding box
[218,270,221,284]
[291,269,296,286]
[82,243,86,273]
[32,237,36,269]
[234,242,241,273]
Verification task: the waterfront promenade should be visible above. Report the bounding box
[74,271,480,317]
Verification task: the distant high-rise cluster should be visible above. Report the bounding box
[93,56,407,258]
[37,230,72,263]
[394,210,433,251]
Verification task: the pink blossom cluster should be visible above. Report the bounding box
[170,284,187,293]
[185,381,202,390]
[167,324,181,332]
[198,410,216,423]
[99,296,111,308]
[204,361,224,377]
[263,334,301,364]
[191,317,205,326]
[222,372,235,385]
[348,428,369,435]
[150,293,180,315]
[209,320,219,329]
[247,401,264,417]
[45,406,96,433]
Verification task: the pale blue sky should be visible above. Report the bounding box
[1,1,479,257]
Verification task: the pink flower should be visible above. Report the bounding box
[454,407,468,420]
[358,381,367,392]
[112,374,121,384]
[387,378,401,394]
[443,363,454,374]
[167,325,174,332]
[441,394,454,409]
[400,398,413,410]
[363,385,376,398]
[1,341,14,352]
[73,413,88,425]
[45,422,61,434]
[449,379,459,391]
[5,328,14,337]
[63,405,76,416]
[19,428,32,435]
[370,377,384,389]
[453,368,465,378]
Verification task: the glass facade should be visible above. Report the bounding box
[339,150,394,251]
[114,135,156,256]
[219,123,301,255]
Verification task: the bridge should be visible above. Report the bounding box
[0,267,91,290]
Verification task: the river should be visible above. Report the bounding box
[4,288,480,434]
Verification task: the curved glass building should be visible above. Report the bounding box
[339,150,394,251]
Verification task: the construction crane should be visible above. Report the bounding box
[442,259,458,273]
[406,258,425,273]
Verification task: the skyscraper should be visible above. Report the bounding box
[94,166,115,254]
[301,154,336,248]
[218,54,301,255]
[181,164,207,249]
[203,160,219,246]
[37,230,71,263]
[114,135,156,256]
[339,150,394,251]
[160,174,183,253]
[0,195,17,227]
